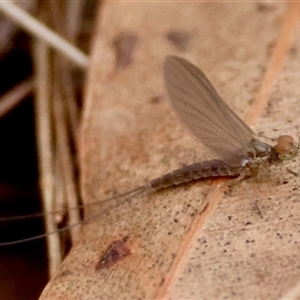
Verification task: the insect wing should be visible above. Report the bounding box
[164,55,258,167]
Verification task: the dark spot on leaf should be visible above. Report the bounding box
[113,32,138,70]
[95,236,131,270]
[150,94,163,104]
[256,3,276,12]
[166,30,192,52]
[59,269,72,278]
[159,277,165,286]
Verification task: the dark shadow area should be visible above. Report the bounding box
[0,46,48,300]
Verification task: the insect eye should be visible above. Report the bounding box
[277,135,294,145]
[274,135,294,154]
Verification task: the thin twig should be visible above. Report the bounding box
[33,40,62,275]
[66,0,84,43]
[54,154,66,224]
[0,79,33,118]
[48,1,80,143]
[53,56,81,243]
[0,1,89,68]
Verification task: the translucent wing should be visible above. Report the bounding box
[164,55,259,167]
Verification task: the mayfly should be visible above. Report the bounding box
[1,55,298,245]
[150,55,299,188]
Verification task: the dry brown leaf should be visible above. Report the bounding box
[40,2,300,299]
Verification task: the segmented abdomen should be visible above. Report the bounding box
[148,159,242,190]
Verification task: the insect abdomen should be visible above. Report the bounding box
[148,159,241,190]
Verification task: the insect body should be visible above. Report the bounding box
[0,56,298,246]
[148,56,298,190]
